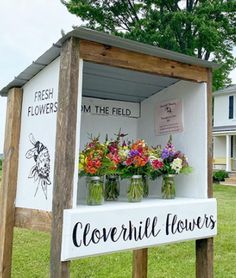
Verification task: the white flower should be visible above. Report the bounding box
[118,148,129,159]
[149,155,161,162]
[171,158,182,173]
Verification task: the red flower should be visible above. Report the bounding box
[125,157,133,166]
[107,153,121,165]
[152,159,164,170]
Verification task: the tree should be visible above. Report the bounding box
[62,0,236,91]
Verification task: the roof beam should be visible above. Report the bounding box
[79,40,208,83]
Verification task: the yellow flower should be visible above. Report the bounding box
[79,154,86,170]
[118,146,129,160]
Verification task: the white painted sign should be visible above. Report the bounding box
[82,97,140,118]
[16,58,60,212]
[155,99,183,135]
[61,198,217,261]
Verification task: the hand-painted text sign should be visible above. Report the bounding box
[27,88,57,117]
[81,97,140,118]
[61,198,217,260]
[16,58,60,212]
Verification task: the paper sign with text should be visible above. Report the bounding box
[155,99,183,135]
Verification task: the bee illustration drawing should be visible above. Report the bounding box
[25,133,51,199]
[165,105,172,114]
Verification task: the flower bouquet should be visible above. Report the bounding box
[119,139,151,202]
[150,136,192,199]
[79,135,115,205]
[104,130,127,200]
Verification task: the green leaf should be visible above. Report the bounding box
[62,0,236,89]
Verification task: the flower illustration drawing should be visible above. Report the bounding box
[25,133,51,200]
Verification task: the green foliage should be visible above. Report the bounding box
[62,0,236,90]
[11,185,236,277]
[180,166,193,175]
[0,159,2,171]
[213,169,229,182]
[119,163,152,179]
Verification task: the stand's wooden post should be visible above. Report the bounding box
[196,69,213,278]
[132,248,148,278]
[50,37,80,278]
[0,88,23,278]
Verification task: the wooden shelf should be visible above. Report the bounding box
[76,197,213,210]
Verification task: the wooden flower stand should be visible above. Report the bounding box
[0,28,217,278]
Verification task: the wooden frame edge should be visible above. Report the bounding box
[133,248,148,278]
[195,69,214,278]
[14,208,52,233]
[50,37,80,278]
[79,39,208,83]
[0,87,23,278]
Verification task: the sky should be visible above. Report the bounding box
[0,0,79,153]
[0,1,236,153]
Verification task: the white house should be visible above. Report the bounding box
[213,84,236,171]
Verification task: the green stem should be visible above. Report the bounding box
[127,180,143,202]
[87,180,104,205]
[105,177,119,201]
[142,176,149,198]
[162,176,175,199]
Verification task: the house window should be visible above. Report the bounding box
[231,135,234,158]
[229,95,234,119]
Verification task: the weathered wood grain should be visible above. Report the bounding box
[132,249,148,278]
[196,69,214,278]
[79,40,208,83]
[196,238,214,278]
[14,208,52,233]
[207,70,213,199]
[0,88,22,278]
[50,37,80,278]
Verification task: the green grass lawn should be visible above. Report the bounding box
[9,185,236,277]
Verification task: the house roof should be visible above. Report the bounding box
[0,27,219,96]
[213,125,236,133]
[213,84,236,97]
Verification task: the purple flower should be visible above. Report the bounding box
[161,144,176,159]
[161,148,170,159]
[129,150,140,157]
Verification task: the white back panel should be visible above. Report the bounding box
[138,80,208,198]
[16,58,60,211]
